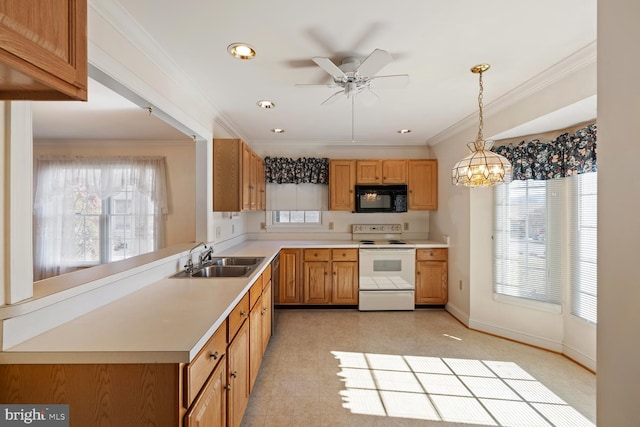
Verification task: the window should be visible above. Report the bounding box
[569,172,598,323]
[273,210,321,224]
[34,157,168,280]
[494,174,598,321]
[493,179,562,305]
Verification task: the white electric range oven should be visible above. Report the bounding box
[353,224,416,311]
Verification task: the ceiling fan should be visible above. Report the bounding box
[297,48,409,141]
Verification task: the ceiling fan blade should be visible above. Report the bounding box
[312,57,346,79]
[359,87,379,107]
[321,90,345,106]
[356,48,392,77]
[369,74,410,90]
[295,83,339,88]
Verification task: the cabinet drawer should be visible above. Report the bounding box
[262,264,272,289]
[185,319,227,407]
[303,248,331,261]
[331,248,358,261]
[249,275,263,309]
[416,248,448,261]
[228,293,250,342]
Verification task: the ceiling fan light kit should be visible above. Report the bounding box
[298,48,410,141]
[451,63,513,187]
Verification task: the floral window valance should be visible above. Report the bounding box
[492,123,597,181]
[264,157,329,184]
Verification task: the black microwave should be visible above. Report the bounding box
[355,185,408,213]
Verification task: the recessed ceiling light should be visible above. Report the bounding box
[271,128,285,134]
[227,43,256,59]
[398,129,412,134]
[257,100,275,109]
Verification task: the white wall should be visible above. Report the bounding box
[430,54,597,368]
[597,1,640,424]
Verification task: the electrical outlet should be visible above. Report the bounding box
[215,226,221,239]
[459,280,463,290]
[328,222,334,230]
[404,222,409,231]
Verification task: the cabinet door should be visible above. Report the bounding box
[415,261,448,304]
[242,143,252,211]
[408,160,438,210]
[329,160,356,211]
[0,0,87,100]
[382,160,407,184]
[227,321,249,427]
[277,249,302,304]
[257,158,266,210]
[303,261,331,304]
[356,160,381,184]
[249,294,263,393]
[184,357,227,427]
[332,261,359,304]
[261,281,272,354]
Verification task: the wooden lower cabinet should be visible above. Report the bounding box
[261,281,272,354]
[276,248,302,304]
[184,357,227,427]
[299,248,358,305]
[415,248,448,304]
[227,320,249,427]
[249,293,263,392]
[332,259,358,304]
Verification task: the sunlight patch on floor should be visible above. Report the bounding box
[332,351,594,427]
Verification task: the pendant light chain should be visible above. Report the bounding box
[477,71,484,143]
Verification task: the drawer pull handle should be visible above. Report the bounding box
[209,351,219,360]
[230,371,238,378]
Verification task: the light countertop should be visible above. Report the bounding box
[0,239,447,365]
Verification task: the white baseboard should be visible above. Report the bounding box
[563,343,596,372]
[445,303,470,326]
[468,318,564,353]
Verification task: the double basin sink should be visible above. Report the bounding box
[172,256,264,279]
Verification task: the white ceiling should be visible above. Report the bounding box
[33,0,597,144]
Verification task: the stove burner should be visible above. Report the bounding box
[388,240,406,245]
[360,240,375,245]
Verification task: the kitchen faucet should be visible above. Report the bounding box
[185,242,207,274]
[199,246,214,267]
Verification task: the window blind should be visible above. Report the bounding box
[569,172,598,323]
[494,179,562,305]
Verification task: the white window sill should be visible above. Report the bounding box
[265,224,328,233]
[493,293,562,314]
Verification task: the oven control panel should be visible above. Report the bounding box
[352,224,402,234]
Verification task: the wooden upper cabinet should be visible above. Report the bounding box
[408,159,438,210]
[356,160,407,184]
[329,159,356,211]
[0,0,88,100]
[212,138,264,212]
[356,160,381,184]
[381,160,407,184]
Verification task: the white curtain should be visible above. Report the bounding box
[33,156,168,280]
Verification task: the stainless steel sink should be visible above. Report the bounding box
[170,256,264,278]
[191,265,253,278]
[209,257,264,266]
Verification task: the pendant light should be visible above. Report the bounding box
[451,64,512,187]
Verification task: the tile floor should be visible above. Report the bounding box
[241,309,596,427]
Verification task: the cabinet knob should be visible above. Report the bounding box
[240,310,247,318]
[230,370,238,378]
[209,351,219,360]
[417,271,421,275]
[349,189,353,193]
[225,384,231,391]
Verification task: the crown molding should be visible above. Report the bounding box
[427,41,597,146]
